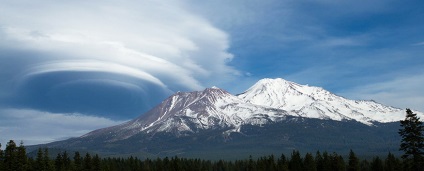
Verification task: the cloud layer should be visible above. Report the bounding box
[0,1,238,118]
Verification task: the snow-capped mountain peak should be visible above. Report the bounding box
[237,78,415,125]
[82,78,423,141]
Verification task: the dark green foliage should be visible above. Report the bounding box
[317,151,331,171]
[385,152,402,171]
[329,152,345,171]
[73,152,82,171]
[35,148,44,170]
[0,139,412,171]
[347,149,359,171]
[289,150,302,171]
[17,141,28,171]
[370,157,384,171]
[55,152,63,171]
[277,153,289,171]
[399,108,424,171]
[303,153,316,171]
[83,153,92,171]
[62,151,71,171]
[360,159,370,171]
[0,143,3,170]
[44,148,54,171]
[92,154,101,171]
[4,140,18,171]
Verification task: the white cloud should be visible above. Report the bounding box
[0,0,238,91]
[341,73,424,112]
[0,0,241,146]
[0,108,127,146]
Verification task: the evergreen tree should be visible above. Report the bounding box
[0,143,3,170]
[321,151,332,171]
[370,157,384,171]
[62,151,71,171]
[277,153,289,171]
[303,152,316,171]
[36,148,45,171]
[16,141,27,171]
[73,152,82,171]
[55,153,63,171]
[385,152,402,171]
[4,140,18,171]
[330,152,345,171]
[360,160,370,171]
[43,148,54,171]
[92,154,101,171]
[83,153,92,171]
[315,151,324,171]
[247,155,255,171]
[289,150,303,171]
[347,149,359,171]
[399,108,424,170]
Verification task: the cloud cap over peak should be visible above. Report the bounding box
[0,0,239,119]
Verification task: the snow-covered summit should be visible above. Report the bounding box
[82,78,423,141]
[238,78,417,125]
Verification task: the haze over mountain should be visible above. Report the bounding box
[36,78,422,159]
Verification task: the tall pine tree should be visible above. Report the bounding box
[399,108,424,170]
[347,149,359,171]
[0,143,3,170]
[4,140,18,171]
[16,141,27,171]
[73,151,82,171]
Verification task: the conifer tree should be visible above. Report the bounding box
[36,148,45,171]
[62,151,71,171]
[399,108,424,171]
[315,151,324,171]
[4,140,18,171]
[277,153,289,171]
[289,150,303,171]
[73,152,82,171]
[55,153,63,171]
[347,149,359,171]
[0,143,3,170]
[16,141,27,171]
[321,151,332,171]
[43,148,54,171]
[385,152,402,171]
[360,160,370,171]
[370,157,384,171]
[92,154,101,171]
[330,152,345,171]
[303,152,316,171]
[83,153,92,171]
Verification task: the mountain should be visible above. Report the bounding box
[237,78,405,125]
[82,87,288,141]
[33,78,422,159]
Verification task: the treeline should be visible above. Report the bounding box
[0,139,416,171]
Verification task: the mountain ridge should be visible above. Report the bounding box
[32,78,422,159]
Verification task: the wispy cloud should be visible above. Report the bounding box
[340,73,424,112]
[0,1,239,118]
[412,42,424,46]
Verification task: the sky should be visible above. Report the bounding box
[0,0,423,146]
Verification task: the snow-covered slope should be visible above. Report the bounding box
[238,78,420,125]
[82,78,423,141]
[83,87,289,141]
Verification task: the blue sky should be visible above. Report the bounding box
[0,0,423,145]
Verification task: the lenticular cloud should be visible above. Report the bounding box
[0,1,238,118]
